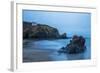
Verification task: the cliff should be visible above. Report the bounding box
[23,21,67,39]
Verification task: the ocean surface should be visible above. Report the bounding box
[23,38,91,62]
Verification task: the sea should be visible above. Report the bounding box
[23,38,91,62]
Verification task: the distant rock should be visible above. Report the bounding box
[58,35,86,54]
[23,21,67,39]
[60,33,67,39]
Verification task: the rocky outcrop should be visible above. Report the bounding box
[23,21,32,38]
[58,35,86,54]
[60,33,67,39]
[23,21,67,39]
[30,24,60,39]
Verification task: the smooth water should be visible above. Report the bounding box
[23,38,91,62]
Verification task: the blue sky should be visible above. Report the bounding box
[23,10,91,37]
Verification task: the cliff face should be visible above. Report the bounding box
[23,21,67,39]
[23,22,32,38]
[30,24,60,39]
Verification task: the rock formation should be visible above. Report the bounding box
[23,21,32,38]
[23,21,67,39]
[58,35,86,54]
[60,33,67,39]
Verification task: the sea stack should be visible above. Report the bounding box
[58,35,86,54]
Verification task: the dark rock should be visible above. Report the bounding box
[58,47,66,53]
[23,21,32,38]
[30,24,60,39]
[58,35,86,54]
[60,33,67,39]
[23,21,67,39]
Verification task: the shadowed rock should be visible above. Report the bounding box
[60,33,67,39]
[23,21,32,38]
[58,35,86,54]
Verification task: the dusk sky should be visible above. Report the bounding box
[23,10,91,37]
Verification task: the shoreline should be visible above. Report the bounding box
[23,38,91,62]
